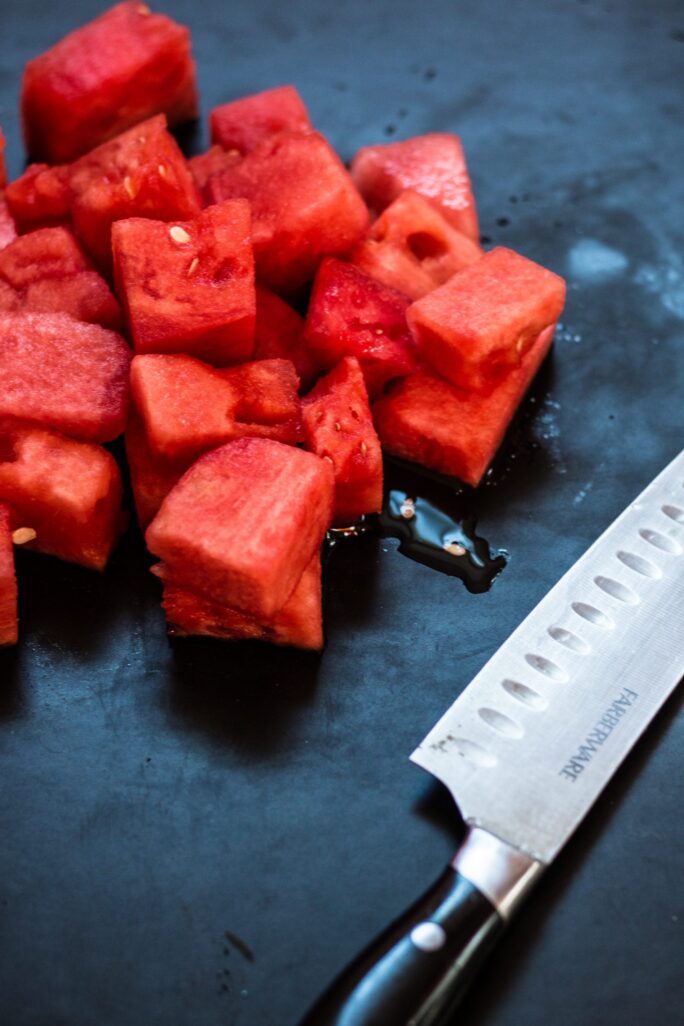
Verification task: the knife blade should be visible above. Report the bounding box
[298,448,684,1026]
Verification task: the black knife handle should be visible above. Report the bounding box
[297,865,504,1026]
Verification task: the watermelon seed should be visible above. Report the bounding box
[123,176,137,199]
[169,226,191,244]
[360,441,368,456]
[334,421,341,432]
[158,163,167,179]
[188,257,199,276]
[375,328,384,335]
[12,527,36,545]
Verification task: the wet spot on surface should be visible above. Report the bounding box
[568,239,628,282]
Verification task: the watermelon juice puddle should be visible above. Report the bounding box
[326,457,507,594]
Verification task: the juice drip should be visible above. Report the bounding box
[326,458,508,594]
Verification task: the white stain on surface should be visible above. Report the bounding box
[634,262,684,320]
[535,398,566,475]
[573,481,594,507]
[568,239,628,282]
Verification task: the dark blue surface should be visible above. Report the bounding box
[1,2,683,1025]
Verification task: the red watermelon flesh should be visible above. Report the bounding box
[302,356,383,524]
[0,198,17,252]
[0,313,131,443]
[68,114,201,271]
[351,134,479,242]
[131,354,302,462]
[0,227,121,328]
[303,257,416,397]
[351,190,483,300]
[4,163,71,231]
[254,285,317,387]
[0,129,6,189]
[0,503,18,646]
[21,1,198,164]
[0,419,124,570]
[112,200,255,364]
[189,145,241,200]
[372,324,556,487]
[407,247,566,393]
[210,85,312,155]
[146,437,334,617]
[125,410,184,530]
[205,130,369,293]
[155,552,323,649]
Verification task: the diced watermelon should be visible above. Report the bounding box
[205,131,369,293]
[112,200,255,364]
[68,115,201,271]
[302,356,383,524]
[189,145,241,200]
[21,1,198,164]
[254,285,316,387]
[351,190,483,299]
[303,257,416,397]
[155,553,323,649]
[146,437,334,617]
[407,247,566,392]
[0,313,131,443]
[4,163,71,231]
[0,503,18,646]
[372,325,556,486]
[351,133,479,242]
[130,354,303,463]
[125,410,184,530]
[0,198,17,252]
[0,227,121,328]
[0,419,124,569]
[210,86,312,155]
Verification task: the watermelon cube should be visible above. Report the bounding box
[146,437,334,617]
[0,227,121,328]
[351,190,483,300]
[303,257,416,397]
[0,313,131,443]
[155,553,323,649]
[4,163,71,232]
[130,354,303,463]
[112,200,255,364]
[0,503,18,646]
[68,115,201,271]
[302,357,383,524]
[210,86,312,155]
[372,324,556,486]
[205,131,369,293]
[351,133,479,242]
[254,286,316,387]
[0,420,124,569]
[0,129,6,190]
[189,145,241,201]
[21,1,198,164]
[125,410,184,530]
[407,247,566,392]
[0,198,17,253]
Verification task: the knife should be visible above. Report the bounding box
[298,448,684,1026]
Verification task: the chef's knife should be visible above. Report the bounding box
[299,448,684,1026]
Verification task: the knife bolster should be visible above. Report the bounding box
[452,827,544,919]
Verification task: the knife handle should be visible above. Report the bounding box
[297,828,542,1026]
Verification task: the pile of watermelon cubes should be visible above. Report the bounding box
[0,1,566,651]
